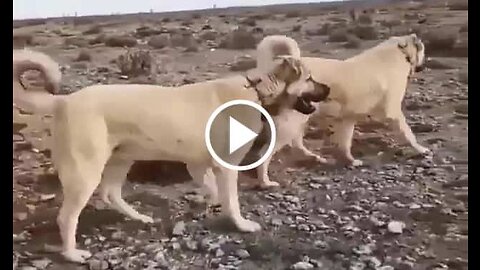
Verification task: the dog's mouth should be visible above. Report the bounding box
[293,97,316,115]
[293,79,330,115]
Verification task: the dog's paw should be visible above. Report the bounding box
[136,214,154,224]
[62,249,92,263]
[415,145,432,155]
[260,180,280,188]
[314,156,328,164]
[350,159,363,167]
[236,219,262,232]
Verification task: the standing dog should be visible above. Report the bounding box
[254,34,429,187]
[13,49,330,263]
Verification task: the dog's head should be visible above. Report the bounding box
[397,33,426,74]
[247,55,330,115]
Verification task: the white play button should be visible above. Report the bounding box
[205,99,276,171]
[229,117,258,154]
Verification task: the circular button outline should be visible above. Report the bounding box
[204,99,276,171]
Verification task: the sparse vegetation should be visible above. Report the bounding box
[357,13,373,24]
[74,50,92,62]
[344,34,362,48]
[148,34,171,49]
[285,10,301,18]
[105,35,138,47]
[292,25,302,32]
[328,28,349,42]
[83,25,102,35]
[13,33,34,48]
[116,49,154,77]
[64,36,89,47]
[219,28,257,50]
[351,25,379,40]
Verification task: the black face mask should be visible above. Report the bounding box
[293,80,331,115]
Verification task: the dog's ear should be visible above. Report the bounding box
[398,40,408,49]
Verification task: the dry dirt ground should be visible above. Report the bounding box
[13,1,468,269]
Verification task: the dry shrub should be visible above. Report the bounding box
[116,49,154,77]
[170,33,197,48]
[351,25,379,40]
[105,35,137,47]
[64,36,89,47]
[230,56,256,72]
[379,19,402,28]
[161,17,172,23]
[147,34,171,49]
[423,28,458,52]
[219,28,257,50]
[89,34,106,45]
[251,13,270,20]
[200,30,218,41]
[328,28,349,42]
[240,17,256,27]
[191,13,201,19]
[83,25,102,35]
[13,33,34,49]
[292,25,302,32]
[357,13,373,24]
[135,26,163,38]
[344,35,362,49]
[75,50,92,62]
[72,17,94,26]
[285,10,301,18]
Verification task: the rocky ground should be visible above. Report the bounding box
[13,0,468,269]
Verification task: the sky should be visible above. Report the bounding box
[13,0,326,20]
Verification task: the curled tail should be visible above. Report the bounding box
[256,35,301,72]
[13,49,62,114]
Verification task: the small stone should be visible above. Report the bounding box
[235,249,250,259]
[20,267,36,270]
[14,212,28,221]
[185,239,198,251]
[111,231,123,240]
[38,193,56,202]
[88,259,108,270]
[271,218,283,226]
[409,203,421,210]
[291,261,314,270]
[155,251,167,263]
[377,266,394,270]
[388,221,405,234]
[31,258,51,269]
[172,221,185,236]
[171,242,181,250]
[349,261,366,270]
[215,248,225,257]
[353,244,373,255]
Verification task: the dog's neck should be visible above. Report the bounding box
[397,46,416,77]
[244,75,290,116]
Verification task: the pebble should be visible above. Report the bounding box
[349,261,366,270]
[31,258,51,269]
[271,218,283,226]
[215,248,225,257]
[388,221,406,234]
[20,267,36,270]
[172,221,186,236]
[88,259,108,270]
[377,266,394,270]
[235,249,250,259]
[291,261,314,270]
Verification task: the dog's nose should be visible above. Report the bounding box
[309,82,330,102]
[415,65,425,73]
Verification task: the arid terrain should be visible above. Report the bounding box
[13,0,468,269]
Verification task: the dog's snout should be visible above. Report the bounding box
[309,81,330,102]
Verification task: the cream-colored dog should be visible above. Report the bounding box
[254,34,429,187]
[13,49,329,263]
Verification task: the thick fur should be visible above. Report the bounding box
[254,34,429,187]
[13,49,328,263]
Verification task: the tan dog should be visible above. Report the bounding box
[13,49,329,263]
[254,34,429,187]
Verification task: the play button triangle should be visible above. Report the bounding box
[229,116,258,154]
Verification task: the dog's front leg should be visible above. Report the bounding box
[214,167,261,232]
[390,113,431,154]
[292,136,328,164]
[256,154,280,187]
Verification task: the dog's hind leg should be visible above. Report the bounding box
[99,158,153,223]
[330,119,363,167]
[292,135,328,164]
[214,167,261,232]
[390,113,430,154]
[256,154,279,188]
[56,160,106,263]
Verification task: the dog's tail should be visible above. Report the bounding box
[13,49,63,114]
[256,35,301,72]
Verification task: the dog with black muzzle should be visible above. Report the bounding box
[254,34,429,187]
[13,49,327,263]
